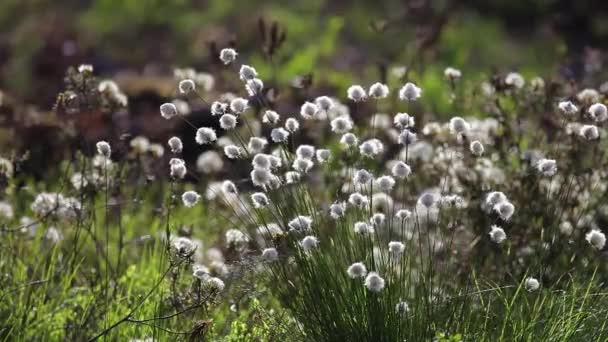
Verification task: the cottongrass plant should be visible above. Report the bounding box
[0,145,257,340]
[5,58,607,340]
[153,50,608,340]
[0,64,260,340]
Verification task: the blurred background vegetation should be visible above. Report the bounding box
[1,0,607,103]
[1,0,608,174]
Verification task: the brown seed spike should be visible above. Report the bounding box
[208,41,219,63]
[270,21,279,46]
[258,17,267,43]
[378,63,388,84]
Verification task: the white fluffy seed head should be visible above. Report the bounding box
[470,140,485,156]
[78,64,93,73]
[219,48,238,65]
[173,237,195,254]
[359,140,380,158]
[178,79,196,94]
[211,101,228,116]
[239,65,257,81]
[486,191,507,207]
[494,201,515,221]
[489,225,507,244]
[449,116,469,134]
[263,110,280,125]
[525,277,540,292]
[245,78,264,96]
[196,127,217,145]
[289,216,313,233]
[197,151,223,173]
[129,135,150,154]
[221,180,238,195]
[588,103,608,122]
[96,141,111,158]
[441,194,465,207]
[578,88,600,105]
[359,140,378,157]
[371,195,391,215]
[388,241,405,255]
[395,209,412,220]
[418,192,438,208]
[330,202,346,219]
[559,221,574,236]
[444,67,462,80]
[219,114,238,130]
[371,213,385,226]
[292,158,313,173]
[398,130,417,145]
[230,97,248,114]
[348,192,369,208]
[168,137,183,153]
[331,116,353,134]
[376,175,396,192]
[285,171,301,184]
[170,159,187,179]
[182,191,201,207]
[261,247,278,261]
[268,154,282,169]
[192,265,210,280]
[251,192,269,208]
[148,143,164,158]
[252,153,271,169]
[536,158,557,177]
[248,137,268,154]
[558,100,578,115]
[505,72,525,89]
[354,221,374,235]
[169,157,184,165]
[205,277,225,292]
[398,82,422,101]
[394,113,415,129]
[315,96,334,111]
[364,272,385,292]
[296,145,316,160]
[224,145,242,159]
[316,149,331,163]
[270,128,290,143]
[251,168,273,187]
[300,101,318,119]
[353,169,373,185]
[160,103,178,119]
[300,235,319,252]
[579,125,599,140]
[98,80,119,93]
[391,161,411,179]
[347,262,367,278]
[256,223,284,240]
[340,133,359,148]
[285,118,300,133]
[530,77,545,91]
[70,173,88,190]
[347,85,367,102]
[257,224,281,243]
[369,82,389,99]
[586,229,606,250]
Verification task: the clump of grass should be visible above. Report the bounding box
[0,144,249,340]
[153,50,608,340]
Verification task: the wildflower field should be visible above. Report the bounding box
[2,1,608,341]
